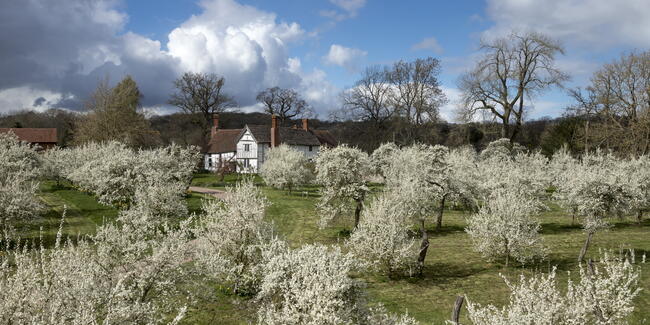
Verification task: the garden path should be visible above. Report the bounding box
[188,186,229,200]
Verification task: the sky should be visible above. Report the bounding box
[1,0,649,121]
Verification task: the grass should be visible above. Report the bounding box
[24,174,650,324]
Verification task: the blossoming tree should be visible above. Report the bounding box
[260,144,312,193]
[315,145,372,228]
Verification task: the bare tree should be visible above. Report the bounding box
[256,87,312,123]
[389,57,447,125]
[566,87,601,153]
[458,32,568,141]
[588,51,650,155]
[339,65,395,126]
[168,72,236,145]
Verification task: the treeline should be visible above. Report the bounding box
[0,107,579,155]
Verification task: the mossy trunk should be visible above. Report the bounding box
[436,195,447,231]
[354,198,363,229]
[578,231,594,263]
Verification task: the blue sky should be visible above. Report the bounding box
[1,0,649,121]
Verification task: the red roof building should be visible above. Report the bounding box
[0,128,58,150]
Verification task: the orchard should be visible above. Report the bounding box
[1,135,648,324]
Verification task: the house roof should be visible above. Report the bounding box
[0,128,57,144]
[246,125,272,143]
[244,125,322,146]
[206,129,242,153]
[279,127,321,146]
[311,129,337,147]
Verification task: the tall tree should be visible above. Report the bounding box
[74,76,159,147]
[458,32,568,141]
[168,72,236,146]
[256,87,311,123]
[339,65,395,126]
[580,51,650,155]
[566,87,601,153]
[389,57,447,125]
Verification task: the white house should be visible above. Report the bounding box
[203,114,337,173]
[203,115,240,172]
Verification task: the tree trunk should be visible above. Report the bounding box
[450,296,465,324]
[504,237,510,268]
[436,195,447,231]
[584,119,590,153]
[354,199,363,229]
[637,209,643,225]
[417,218,429,275]
[571,209,576,225]
[578,231,594,263]
[501,121,509,139]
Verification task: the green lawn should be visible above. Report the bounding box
[27,175,650,324]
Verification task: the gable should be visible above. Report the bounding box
[206,129,241,153]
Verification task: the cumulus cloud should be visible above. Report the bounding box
[412,37,444,54]
[0,0,338,117]
[439,87,462,122]
[323,44,367,71]
[0,87,73,113]
[483,0,650,49]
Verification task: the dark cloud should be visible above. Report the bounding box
[0,0,340,117]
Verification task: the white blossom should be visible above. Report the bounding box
[346,193,417,276]
[0,132,42,229]
[370,142,400,179]
[260,144,313,192]
[466,251,642,325]
[315,145,372,228]
[466,188,546,265]
[193,181,283,295]
[257,244,418,325]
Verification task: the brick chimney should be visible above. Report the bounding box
[271,114,279,147]
[302,118,309,131]
[210,113,219,139]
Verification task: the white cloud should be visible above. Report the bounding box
[0,87,71,113]
[483,0,650,49]
[412,37,444,54]
[439,86,461,122]
[0,0,339,118]
[330,0,366,13]
[323,44,367,71]
[320,0,366,21]
[527,100,568,120]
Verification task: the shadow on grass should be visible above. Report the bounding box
[540,222,583,234]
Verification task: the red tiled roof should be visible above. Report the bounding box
[0,128,57,143]
[206,129,242,153]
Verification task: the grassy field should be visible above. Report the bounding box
[26,174,650,324]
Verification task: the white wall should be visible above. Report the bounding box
[236,129,260,173]
[204,152,235,171]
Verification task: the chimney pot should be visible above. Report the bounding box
[212,113,220,129]
[271,114,279,147]
[210,113,219,140]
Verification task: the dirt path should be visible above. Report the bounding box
[188,186,229,200]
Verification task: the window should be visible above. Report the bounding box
[244,144,251,152]
[308,145,313,152]
[207,157,213,167]
[242,159,250,168]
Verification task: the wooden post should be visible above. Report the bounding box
[451,295,465,324]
